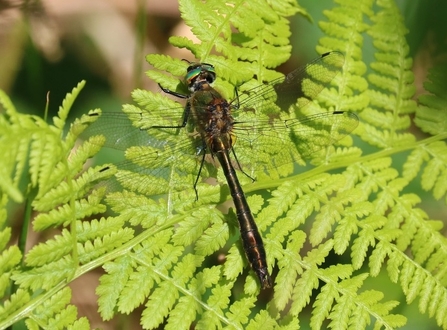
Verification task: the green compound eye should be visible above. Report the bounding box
[185,63,216,87]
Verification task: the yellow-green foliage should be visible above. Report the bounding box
[1,0,447,329]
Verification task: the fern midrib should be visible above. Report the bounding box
[133,253,243,329]
[203,1,245,59]
[1,211,191,329]
[246,132,447,194]
[0,281,67,328]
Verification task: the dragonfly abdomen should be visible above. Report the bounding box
[216,148,272,289]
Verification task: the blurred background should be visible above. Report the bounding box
[1,0,446,329]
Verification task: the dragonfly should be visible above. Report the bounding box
[82,51,359,289]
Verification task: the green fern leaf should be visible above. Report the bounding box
[0,245,21,295]
[34,287,72,321]
[421,141,447,200]
[0,114,30,202]
[351,215,384,270]
[140,281,178,329]
[416,64,447,135]
[223,244,244,283]
[54,81,86,129]
[165,295,199,330]
[77,216,124,241]
[246,310,278,329]
[66,318,90,330]
[25,229,72,266]
[97,254,134,320]
[6,0,447,328]
[402,146,428,182]
[105,190,169,227]
[204,282,232,312]
[167,268,221,328]
[333,199,369,254]
[32,193,106,230]
[77,227,135,263]
[225,296,256,327]
[119,266,155,315]
[45,305,78,329]
[328,293,355,329]
[172,208,217,247]
[308,174,347,245]
[311,279,337,329]
[195,214,228,256]
[274,230,306,311]
[25,286,88,329]
[290,267,319,315]
[12,256,74,291]
[0,289,30,323]
[29,124,63,199]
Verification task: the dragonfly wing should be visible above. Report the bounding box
[284,111,359,159]
[235,51,345,117]
[228,51,351,177]
[78,108,207,197]
[79,92,187,151]
[232,111,359,177]
[274,51,345,111]
[97,135,207,197]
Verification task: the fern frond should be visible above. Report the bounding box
[0,289,30,323]
[223,243,245,284]
[32,191,107,230]
[274,230,306,311]
[318,0,370,115]
[77,227,135,264]
[0,244,21,294]
[172,208,219,247]
[12,256,74,291]
[0,81,127,328]
[147,0,301,99]
[0,95,31,202]
[225,295,256,326]
[421,141,447,201]
[4,0,447,328]
[415,63,447,136]
[25,287,90,330]
[96,254,135,320]
[196,221,229,256]
[25,229,73,266]
[309,174,354,245]
[176,0,296,67]
[53,81,86,130]
[140,282,176,328]
[359,0,417,149]
[246,310,278,329]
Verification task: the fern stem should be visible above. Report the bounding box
[133,0,147,89]
[246,132,447,194]
[0,280,67,329]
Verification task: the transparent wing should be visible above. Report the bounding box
[79,108,207,197]
[235,51,345,115]
[227,51,356,176]
[231,111,358,178]
[78,51,358,196]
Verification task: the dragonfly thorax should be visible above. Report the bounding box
[189,85,236,154]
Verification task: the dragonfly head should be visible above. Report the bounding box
[185,62,216,92]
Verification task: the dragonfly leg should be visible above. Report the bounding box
[159,83,189,99]
[151,101,191,130]
[231,148,255,182]
[232,86,241,110]
[192,144,208,201]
